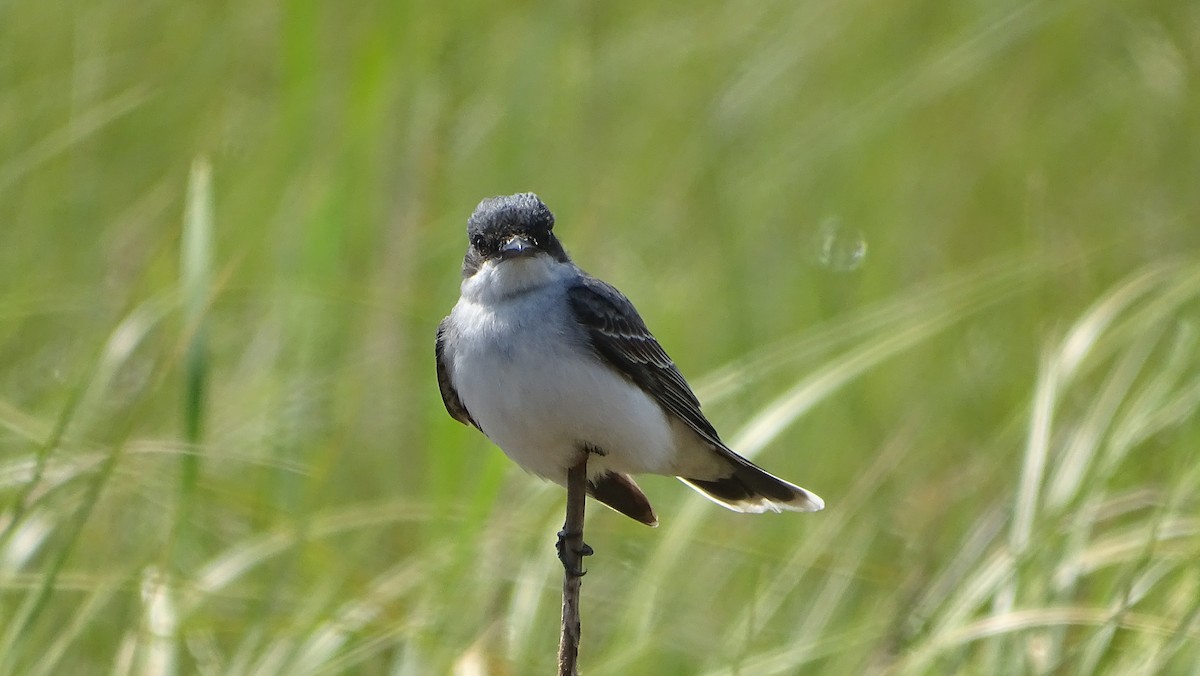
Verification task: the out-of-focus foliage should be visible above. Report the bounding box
[1,0,1198,673]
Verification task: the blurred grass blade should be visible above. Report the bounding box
[897,607,1196,674]
[0,85,149,196]
[181,157,214,447]
[0,300,166,672]
[134,566,179,676]
[27,580,124,676]
[997,264,1181,619]
[173,157,215,577]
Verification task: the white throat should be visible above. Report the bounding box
[461,255,576,304]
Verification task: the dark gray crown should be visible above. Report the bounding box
[467,193,554,237]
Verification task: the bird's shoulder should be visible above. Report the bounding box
[566,274,656,346]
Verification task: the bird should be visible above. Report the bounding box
[435,192,824,529]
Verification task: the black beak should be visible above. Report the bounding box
[499,234,536,259]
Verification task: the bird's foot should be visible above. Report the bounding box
[556,528,593,577]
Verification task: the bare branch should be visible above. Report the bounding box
[557,456,589,675]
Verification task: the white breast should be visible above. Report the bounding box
[446,259,678,484]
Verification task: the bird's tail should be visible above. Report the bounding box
[680,460,824,513]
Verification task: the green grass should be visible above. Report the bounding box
[2,0,1199,673]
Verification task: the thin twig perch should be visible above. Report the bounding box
[557,456,589,675]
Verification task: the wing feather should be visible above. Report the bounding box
[566,275,728,452]
[435,318,480,430]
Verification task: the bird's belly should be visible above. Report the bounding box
[455,340,676,483]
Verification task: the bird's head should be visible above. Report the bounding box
[462,193,570,279]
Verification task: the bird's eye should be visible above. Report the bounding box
[470,235,487,250]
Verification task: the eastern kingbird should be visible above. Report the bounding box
[436,193,824,526]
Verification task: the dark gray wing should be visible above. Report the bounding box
[566,275,726,450]
[435,318,479,430]
[567,276,825,513]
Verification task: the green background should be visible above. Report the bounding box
[2,0,1199,673]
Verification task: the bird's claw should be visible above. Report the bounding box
[556,528,593,577]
